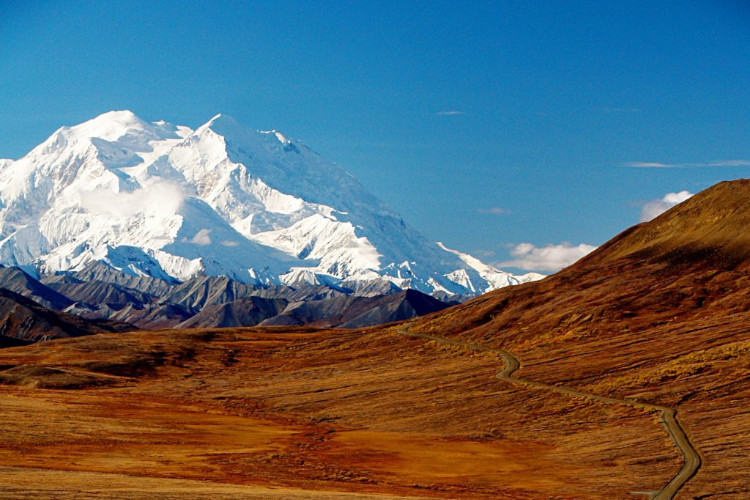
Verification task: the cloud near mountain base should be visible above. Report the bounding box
[78,181,184,218]
[500,242,598,272]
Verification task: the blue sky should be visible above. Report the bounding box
[1,0,748,272]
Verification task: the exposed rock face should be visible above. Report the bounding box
[177,289,451,329]
[0,264,454,338]
[0,288,132,343]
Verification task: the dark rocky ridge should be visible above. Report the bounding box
[0,264,454,344]
[0,288,133,343]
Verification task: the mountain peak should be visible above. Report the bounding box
[83,110,148,130]
[201,113,243,134]
[97,109,141,121]
[261,130,292,146]
[67,110,166,146]
[0,112,541,297]
[200,115,294,149]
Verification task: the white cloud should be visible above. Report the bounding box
[624,162,671,168]
[188,228,212,245]
[499,242,598,272]
[478,207,510,215]
[624,160,750,168]
[435,110,466,116]
[220,240,239,247]
[79,180,184,217]
[640,190,693,222]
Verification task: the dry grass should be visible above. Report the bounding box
[0,327,677,499]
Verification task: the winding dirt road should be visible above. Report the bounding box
[397,328,701,500]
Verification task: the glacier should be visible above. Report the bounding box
[0,110,542,297]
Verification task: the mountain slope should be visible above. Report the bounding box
[590,178,750,267]
[175,297,289,328]
[0,288,133,343]
[24,261,451,330]
[177,289,452,329]
[44,260,176,297]
[0,266,74,310]
[413,179,750,344]
[0,111,537,296]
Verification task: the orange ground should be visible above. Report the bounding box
[0,328,681,499]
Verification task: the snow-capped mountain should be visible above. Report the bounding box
[0,111,541,296]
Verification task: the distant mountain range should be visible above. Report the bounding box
[0,111,541,297]
[0,261,454,344]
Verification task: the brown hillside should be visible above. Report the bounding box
[410,179,750,498]
[592,178,750,267]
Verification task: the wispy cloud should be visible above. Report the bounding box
[220,240,239,247]
[498,242,597,273]
[187,228,212,245]
[623,160,750,168]
[640,190,693,222]
[478,207,510,215]
[78,180,184,217]
[624,162,671,168]
[435,110,466,116]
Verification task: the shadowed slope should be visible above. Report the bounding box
[0,288,133,343]
[0,266,74,310]
[173,290,450,329]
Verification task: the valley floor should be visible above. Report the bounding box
[0,327,684,499]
